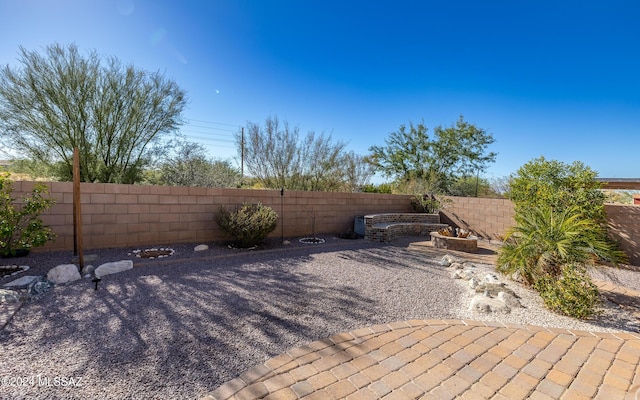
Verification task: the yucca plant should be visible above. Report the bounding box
[497,204,626,286]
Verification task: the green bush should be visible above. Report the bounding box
[497,204,626,285]
[0,172,56,256]
[215,202,278,248]
[534,264,601,319]
[509,157,607,224]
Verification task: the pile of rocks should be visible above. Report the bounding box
[441,254,522,314]
[1,257,134,304]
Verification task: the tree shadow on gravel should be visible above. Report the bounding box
[0,246,387,400]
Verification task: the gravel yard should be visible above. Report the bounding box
[0,237,638,399]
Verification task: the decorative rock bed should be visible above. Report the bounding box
[440,254,522,314]
[431,231,478,252]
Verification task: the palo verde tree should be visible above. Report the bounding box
[369,116,496,193]
[0,43,187,183]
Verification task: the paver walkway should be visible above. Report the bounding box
[203,319,640,400]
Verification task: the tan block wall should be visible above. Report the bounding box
[440,196,516,240]
[11,181,413,251]
[8,181,639,266]
[605,204,640,266]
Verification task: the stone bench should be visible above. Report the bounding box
[365,213,449,243]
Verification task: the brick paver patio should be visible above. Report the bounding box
[204,240,640,399]
[203,319,640,400]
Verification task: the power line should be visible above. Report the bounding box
[186,118,242,128]
[184,134,235,144]
[185,124,237,133]
[181,128,235,137]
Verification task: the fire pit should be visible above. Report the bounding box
[430,231,478,252]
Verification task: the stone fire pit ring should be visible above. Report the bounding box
[430,231,478,253]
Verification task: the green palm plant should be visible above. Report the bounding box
[497,204,626,285]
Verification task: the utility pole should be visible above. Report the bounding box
[240,127,244,183]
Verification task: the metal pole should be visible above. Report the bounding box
[240,127,244,184]
[280,188,284,242]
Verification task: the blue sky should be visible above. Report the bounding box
[1,0,639,180]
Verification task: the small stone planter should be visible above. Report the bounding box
[431,231,478,253]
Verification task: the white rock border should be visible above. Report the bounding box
[0,265,30,277]
[128,247,175,259]
[299,237,325,244]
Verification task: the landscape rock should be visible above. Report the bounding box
[27,276,54,296]
[469,294,511,314]
[440,255,460,267]
[81,265,95,278]
[484,273,500,283]
[0,265,30,277]
[450,262,465,270]
[498,291,522,308]
[469,277,480,289]
[475,282,511,297]
[3,275,40,289]
[452,269,476,280]
[194,244,209,252]
[95,260,133,279]
[47,264,81,284]
[0,289,20,303]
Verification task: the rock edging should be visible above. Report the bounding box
[440,254,522,313]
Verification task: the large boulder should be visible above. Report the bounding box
[47,264,81,284]
[94,260,133,279]
[469,294,511,314]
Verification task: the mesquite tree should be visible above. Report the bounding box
[369,116,496,193]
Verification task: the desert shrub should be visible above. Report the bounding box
[509,157,607,224]
[215,202,278,248]
[0,172,56,256]
[534,264,601,319]
[497,204,626,285]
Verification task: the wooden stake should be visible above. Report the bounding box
[73,147,84,270]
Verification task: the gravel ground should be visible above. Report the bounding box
[0,237,638,400]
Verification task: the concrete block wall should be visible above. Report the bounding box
[7,181,639,266]
[440,196,516,240]
[10,181,414,251]
[605,204,640,266]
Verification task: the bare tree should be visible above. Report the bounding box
[238,115,354,191]
[343,152,376,192]
[0,43,187,183]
